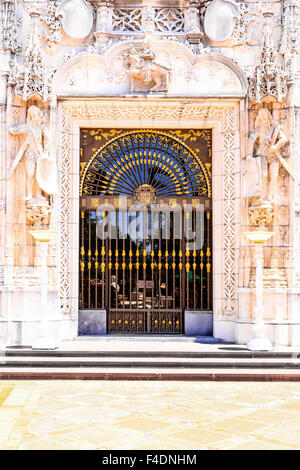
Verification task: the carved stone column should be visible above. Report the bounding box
[184,0,203,42]
[142,4,155,33]
[0,1,20,293]
[280,0,299,88]
[244,231,274,351]
[93,0,112,45]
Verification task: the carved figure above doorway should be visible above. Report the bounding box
[122,43,171,93]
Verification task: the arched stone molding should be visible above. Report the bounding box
[58,98,241,341]
[53,40,248,97]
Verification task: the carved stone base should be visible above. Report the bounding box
[94,31,110,45]
[25,197,52,227]
[248,198,275,228]
[249,268,288,288]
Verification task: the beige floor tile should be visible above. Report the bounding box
[278,401,300,411]
[113,417,172,432]
[62,427,136,446]
[20,438,79,450]
[240,408,299,424]
[228,439,298,450]
[194,400,246,414]
[144,407,210,424]
[27,416,79,435]
[167,427,232,446]
[209,416,271,434]
[0,387,13,406]
[261,429,300,446]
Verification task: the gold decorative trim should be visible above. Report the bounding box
[80,129,211,198]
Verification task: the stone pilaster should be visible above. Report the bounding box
[93,0,113,44]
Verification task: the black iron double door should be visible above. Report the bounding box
[79,196,212,334]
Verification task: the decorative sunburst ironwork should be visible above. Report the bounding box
[80,130,210,198]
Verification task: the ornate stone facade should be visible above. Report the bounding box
[0,0,299,347]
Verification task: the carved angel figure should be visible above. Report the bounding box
[8,105,57,201]
[244,108,292,203]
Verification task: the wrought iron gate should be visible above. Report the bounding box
[79,129,212,334]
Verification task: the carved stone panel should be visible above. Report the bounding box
[54,43,246,97]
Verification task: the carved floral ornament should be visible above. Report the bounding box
[23,0,266,48]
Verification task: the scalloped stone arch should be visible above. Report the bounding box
[53,40,247,97]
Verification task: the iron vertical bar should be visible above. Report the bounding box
[80,210,85,309]
[95,210,98,308]
[88,210,91,309]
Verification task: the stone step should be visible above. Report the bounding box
[2,349,300,359]
[2,340,300,380]
[1,356,300,369]
[0,366,300,381]
[1,355,300,362]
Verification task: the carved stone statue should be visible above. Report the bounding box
[122,43,171,93]
[8,105,58,203]
[244,108,292,204]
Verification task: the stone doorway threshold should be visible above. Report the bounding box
[76,335,221,343]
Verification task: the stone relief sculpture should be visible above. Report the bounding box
[122,43,171,93]
[8,105,57,226]
[244,108,294,227]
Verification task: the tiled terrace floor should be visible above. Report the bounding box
[1,381,300,450]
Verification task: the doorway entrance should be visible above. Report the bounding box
[79,129,212,334]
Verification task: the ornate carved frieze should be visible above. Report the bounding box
[40,1,62,51]
[111,5,186,35]
[112,8,142,32]
[154,8,185,33]
[231,1,263,46]
[0,0,21,54]
[222,106,238,317]
[249,9,288,103]
[184,40,211,55]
